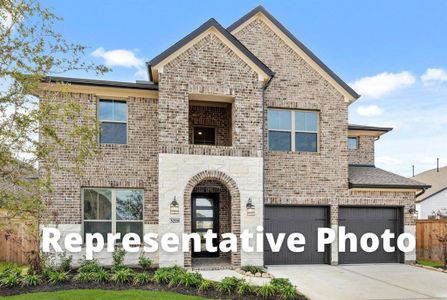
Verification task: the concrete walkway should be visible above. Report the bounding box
[198,269,270,286]
[267,264,447,300]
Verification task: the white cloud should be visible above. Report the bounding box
[421,68,447,86]
[92,47,144,68]
[356,105,384,117]
[376,156,402,165]
[134,68,148,80]
[350,71,416,98]
[0,9,13,29]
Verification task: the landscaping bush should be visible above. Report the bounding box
[46,270,69,284]
[138,255,152,271]
[178,271,203,288]
[111,267,135,284]
[153,266,184,285]
[257,283,278,298]
[217,276,244,294]
[241,265,266,274]
[112,247,126,272]
[237,280,255,295]
[0,273,21,287]
[21,274,41,287]
[133,272,152,285]
[270,278,298,300]
[58,254,73,272]
[77,260,102,273]
[198,279,215,292]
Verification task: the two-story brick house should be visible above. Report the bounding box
[40,6,428,268]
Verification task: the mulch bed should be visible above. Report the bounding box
[0,281,309,299]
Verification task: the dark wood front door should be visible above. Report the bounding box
[191,193,219,257]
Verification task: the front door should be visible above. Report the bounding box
[191,193,219,257]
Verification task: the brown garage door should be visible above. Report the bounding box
[264,206,330,265]
[338,207,404,264]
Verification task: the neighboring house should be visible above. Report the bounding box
[414,166,447,219]
[38,6,428,267]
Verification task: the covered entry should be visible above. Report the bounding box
[338,206,404,264]
[264,206,330,265]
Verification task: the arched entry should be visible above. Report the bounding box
[183,170,241,267]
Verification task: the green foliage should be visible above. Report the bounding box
[270,277,292,288]
[133,272,152,285]
[138,255,153,271]
[217,276,244,294]
[0,273,21,287]
[236,280,255,295]
[279,284,298,300]
[256,283,278,298]
[76,268,109,283]
[198,279,215,292]
[77,259,102,273]
[178,272,203,288]
[74,271,91,283]
[58,254,72,272]
[241,265,266,274]
[153,266,184,285]
[111,267,135,284]
[21,274,41,287]
[112,247,126,271]
[46,270,69,284]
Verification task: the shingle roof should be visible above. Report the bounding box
[413,165,447,202]
[349,165,430,189]
[227,5,360,100]
[43,76,158,90]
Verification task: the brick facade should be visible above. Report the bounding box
[349,136,375,165]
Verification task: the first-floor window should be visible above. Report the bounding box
[348,137,359,150]
[83,188,143,241]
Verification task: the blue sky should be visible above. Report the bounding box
[41,0,447,177]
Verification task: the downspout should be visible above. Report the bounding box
[415,187,427,198]
[261,73,275,218]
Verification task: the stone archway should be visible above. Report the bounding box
[183,170,241,267]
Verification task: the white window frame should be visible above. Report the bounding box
[268,108,320,152]
[81,188,144,240]
[348,136,359,150]
[98,99,129,145]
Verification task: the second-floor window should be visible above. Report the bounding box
[99,100,127,144]
[193,126,216,145]
[268,109,319,152]
[348,137,358,150]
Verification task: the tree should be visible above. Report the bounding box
[0,0,108,273]
[434,224,447,268]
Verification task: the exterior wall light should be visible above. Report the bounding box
[170,197,179,215]
[246,198,255,216]
[408,204,417,216]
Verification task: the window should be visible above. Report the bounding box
[83,188,143,241]
[99,100,127,144]
[193,126,216,145]
[348,137,358,150]
[268,109,319,152]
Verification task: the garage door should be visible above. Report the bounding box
[264,206,330,265]
[338,207,403,264]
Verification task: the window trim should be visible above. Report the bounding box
[192,125,217,145]
[81,188,144,241]
[268,108,320,152]
[348,136,359,150]
[97,99,129,145]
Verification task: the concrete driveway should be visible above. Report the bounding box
[267,264,447,300]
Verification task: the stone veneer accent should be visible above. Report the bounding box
[349,136,375,165]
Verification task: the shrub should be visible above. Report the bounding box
[78,260,102,273]
[111,267,134,284]
[0,273,21,287]
[217,276,244,294]
[179,271,203,288]
[257,283,278,298]
[237,280,255,295]
[153,266,184,285]
[93,269,109,283]
[138,255,152,271]
[133,272,152,285]
[58,254,73,272]
[271,278,292,288]
[279,284,299,300]
[74,271,91,283]
[198,279,215,292]
[21,274,41,287]
[112,247,126,271]
[47,270,69,284]
[241,265,266,274]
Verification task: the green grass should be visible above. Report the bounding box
[417,259,445,268]
[0,289,210,300]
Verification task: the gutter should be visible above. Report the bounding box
[415,187,428,199]
[261,73,275,211]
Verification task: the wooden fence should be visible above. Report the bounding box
[416,219,447,262]
[0,209,38,265]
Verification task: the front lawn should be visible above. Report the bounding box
[416,259,445,268]
[0,289,208,300]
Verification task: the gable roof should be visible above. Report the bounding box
[413,165,447,202]
[348,124,393,137]
[349,165,430,190]
[147,18,273,83]
[227,5,360,102]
